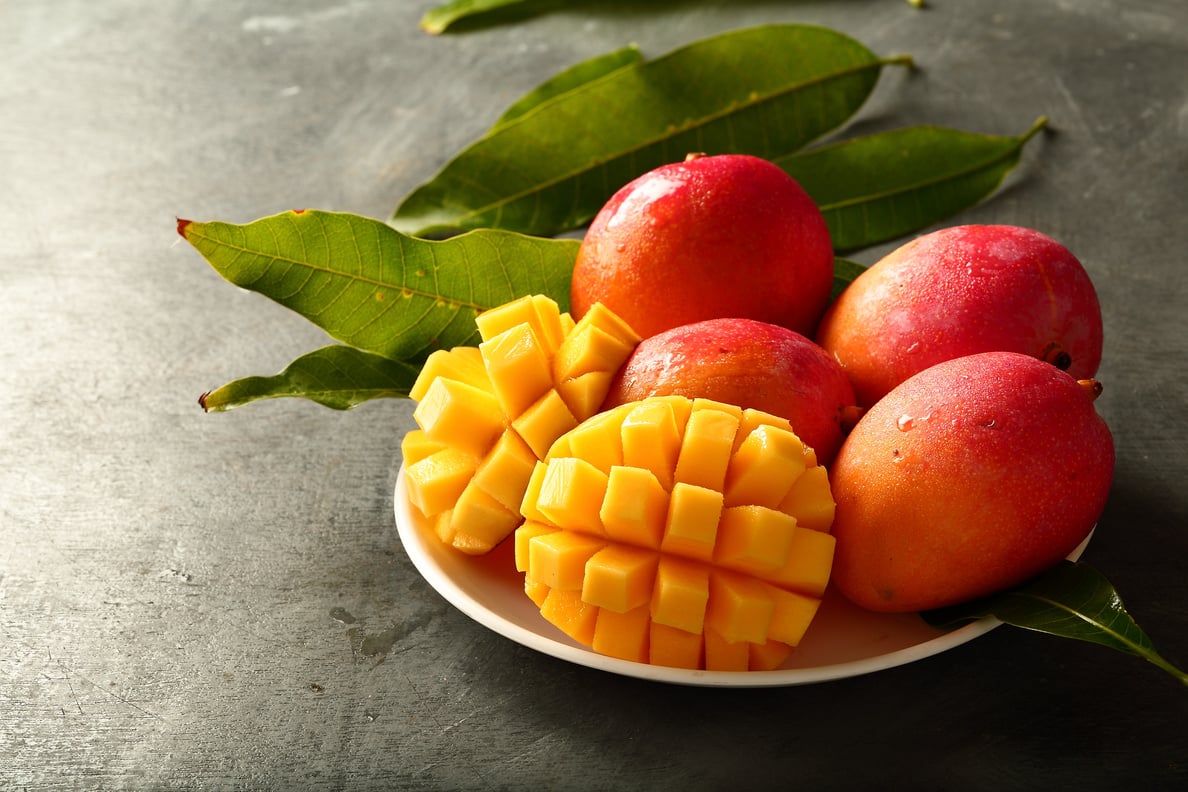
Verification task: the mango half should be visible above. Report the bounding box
[402,295,641,555]
[515,395,837,671]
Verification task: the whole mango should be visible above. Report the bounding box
[829,351,1114,613]
[816,225,1103,408]
[571,153,834,339]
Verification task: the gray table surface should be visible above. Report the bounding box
[3,1,1187,789]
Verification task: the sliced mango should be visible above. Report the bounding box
[401,296,640,555]
[514,395,836,671]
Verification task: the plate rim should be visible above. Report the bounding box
[394,466,1088,687]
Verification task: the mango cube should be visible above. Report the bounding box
[511,388,579,459]
[404,447,479,516]
[540,587,598,646]
[581,545,660,613]
[649,556,710,635]
[749,640,796,671]
[714,504,798,576]
[703,627,751,672]
[649,622,704,670]
[413,377,505,457]
[660,482,723,562]
[515,521,559,573]
[480,322,554,417]
[553,321,637,383]
[764,584,823,647]
[400,429,446,467]
[559,408,623,473]
[768,527,837,597]
[475,294,565,353]
[600,465,669,548]
[534,456,608,535]
[724,424,807,508]
[472,429,538,512]
[449,482,521,555]
[705,570,774,645]
[620,399,685,489]
[592,605,651,663]
[524,576,550,607]
[779,465,836,532]
[556,371,615,423]
[528,530,607,591]
[673,405,739,492]
[409,346,490,402]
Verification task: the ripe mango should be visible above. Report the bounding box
[817,225,1103,408]
[403,296,641,554]
[570,153,834,339]
[829,351,1114,613]
[602,317,857,465]
[516,395,838,671]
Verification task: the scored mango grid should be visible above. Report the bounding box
[403,295,641,554]
[515,396,837,671]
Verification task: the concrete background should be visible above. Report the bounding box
[3,1,1186,789]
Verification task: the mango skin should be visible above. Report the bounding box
[829,351,1114,613]
[570,154,834,340]
[816,225,1103,409]
[601,318,857,466]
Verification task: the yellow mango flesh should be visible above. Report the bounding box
[516,395,837,671]
[401,296,639,555]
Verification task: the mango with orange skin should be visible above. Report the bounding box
[829,351,1114,613]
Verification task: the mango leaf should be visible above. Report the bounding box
[421,0,547,34]
[178,210,578,363]
[198,345,421,412]
[832,257,867,300]
[780,117,1049,253]
[491,45,643,130]
[925,562,1188,687]
[391,24,911,238]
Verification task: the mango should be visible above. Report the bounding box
[570,153,834,339]
[829,351,1114,613]
[402,295,641,554]
[816,225,1103,408]
[602,317,857,466]
[515,395,836,671]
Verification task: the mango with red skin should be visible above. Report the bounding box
[602,317,857,466]
[571,154,834,340]
[816,225,1103,409]
[829,351,1114,613]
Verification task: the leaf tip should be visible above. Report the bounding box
[198,391,212,412]
[419,15,445,35]
[176,218,192,238]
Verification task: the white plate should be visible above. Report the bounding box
[394,467,1091,687]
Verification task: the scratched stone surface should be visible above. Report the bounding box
[2,1,1187,789]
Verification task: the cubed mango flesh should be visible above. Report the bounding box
[515,394,836,671]
[480,322,554,418]
[401,294,641,555]
[413,377,505,458]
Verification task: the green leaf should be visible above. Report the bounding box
[178,210,578,363]
[199,345,421,412]
[925,562,1188,687]
[491,45,644,131]
[779,117,1049,253]
[832,257,867,300]
[421,0,547,34]
[392,25,910,238]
